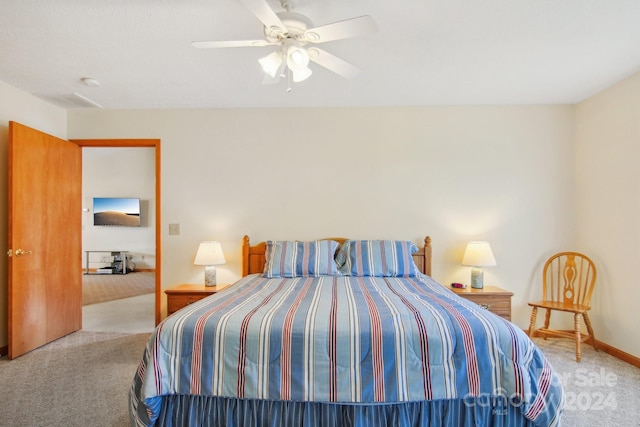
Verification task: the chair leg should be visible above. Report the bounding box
[574,313,582,362]
[583,312,598,351]
[528,307,538,337]
[543,309,551,340]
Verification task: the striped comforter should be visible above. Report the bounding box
[130,273,563,426]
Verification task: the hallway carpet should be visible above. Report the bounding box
[82,271,155,305]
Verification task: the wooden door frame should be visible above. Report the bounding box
[71,138,162,325]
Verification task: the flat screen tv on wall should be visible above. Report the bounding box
[93,197,141,227]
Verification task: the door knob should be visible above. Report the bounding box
[7,249,32,257]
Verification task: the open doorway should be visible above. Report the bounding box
[72,138,162,327]
[5,126,161,358]
[81,147,155,333]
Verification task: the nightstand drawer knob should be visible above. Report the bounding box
[481,303,491,310]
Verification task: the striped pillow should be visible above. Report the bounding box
[263,240,341,278]
[336,240,419,277]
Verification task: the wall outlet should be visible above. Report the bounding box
[169,223,180,235]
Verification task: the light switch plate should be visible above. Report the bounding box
[169,223,180,235]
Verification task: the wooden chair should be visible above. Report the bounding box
[528,252,597,362]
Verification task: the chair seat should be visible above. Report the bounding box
[528,300,591,314]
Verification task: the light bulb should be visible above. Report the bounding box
[286,46,309,70]
[290,49,306,65]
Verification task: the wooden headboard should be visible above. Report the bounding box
[242,235,432,277]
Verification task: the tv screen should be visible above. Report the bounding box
[93,197,141,227]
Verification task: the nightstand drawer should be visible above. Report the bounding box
[165,284,229,316]
[167,294,208,314]
[464,295,510,311]
[449,285,513,321]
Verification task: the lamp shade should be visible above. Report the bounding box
[291,66,312,82]
[287,45,310,69]
[461,241,497,267]
[258,51,283,78]
[286,45,312,82]
[194,241,226,266]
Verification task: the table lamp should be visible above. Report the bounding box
[194,241,226,286]
[461,241,496,289]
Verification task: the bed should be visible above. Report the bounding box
[130,235,564,426]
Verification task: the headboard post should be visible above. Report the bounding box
[242,235,267,277]
[242,235,250,277]
[423,236,432,277]
[242,235,433,277]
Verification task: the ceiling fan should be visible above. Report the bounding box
[192,0,377,84]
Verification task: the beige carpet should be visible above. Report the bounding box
[0,331,149,427]
[82,271,155,306]
[0,332,637,427]
[531,337,640,425]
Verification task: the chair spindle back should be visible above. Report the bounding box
[542,252,596,307]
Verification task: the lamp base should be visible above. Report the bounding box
[204,266,217,287]
[470,267,484,289]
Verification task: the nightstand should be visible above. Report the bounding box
[165,283,229,315]
[450,285,514,321]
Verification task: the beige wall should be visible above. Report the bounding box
[82,148,156,270]
[0,80,67,349]
[68,106,576,327]
[6,75,636,358]
[575,71,640,357]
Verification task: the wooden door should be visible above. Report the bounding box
[8,121,82,359]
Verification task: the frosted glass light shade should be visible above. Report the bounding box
[291,66,312,82]
[259,44,312,83]
[287,46,309,69]
[259,51,283,78]
[286,45,312,82]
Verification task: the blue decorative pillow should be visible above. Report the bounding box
[263,240,341,278]
[336,240,419,277]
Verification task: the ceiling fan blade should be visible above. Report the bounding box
[307,48,361,79]
[238,0,287,35]
[192,40,275,48]
[304,15,377,43]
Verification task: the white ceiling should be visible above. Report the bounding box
[2,0,640,110]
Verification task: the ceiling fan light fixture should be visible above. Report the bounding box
[193,0,378,85]
[286,45,309,70]
[258,51,283,78]
[291,66,312,83]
